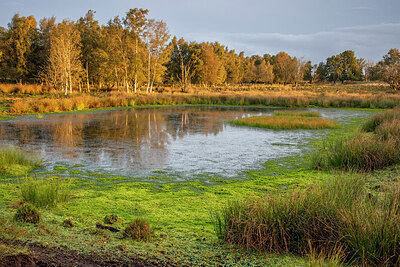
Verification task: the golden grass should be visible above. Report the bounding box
[232,115,339,130]
[273,110,321,117]
[3,83,400,114]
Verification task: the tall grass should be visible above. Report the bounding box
[213,175,400,266]
[0,146,41,174]
[7,89,400,114]
[19,177,71,208]
[232,116,338,130]
[312,107,400,172]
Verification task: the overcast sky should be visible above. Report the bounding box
[1,0,399,63]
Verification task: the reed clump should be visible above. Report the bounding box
[19,177,71,208]
[214,175,400,266]
[312,106,400,172]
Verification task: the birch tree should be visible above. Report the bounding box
[47,20,82,95]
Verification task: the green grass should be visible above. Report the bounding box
[0,146,42,176]
[273,110,321,117]
[231,115,339,130]
[19,177,71,208]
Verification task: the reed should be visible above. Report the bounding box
[312,106,400,172]
[213,175,400,266]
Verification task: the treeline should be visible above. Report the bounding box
[0,9,399,94]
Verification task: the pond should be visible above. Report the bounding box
[0,106,374,180]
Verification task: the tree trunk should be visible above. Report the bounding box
[86,60,90,92]
[134,38,138,93]
[147,49,151,93]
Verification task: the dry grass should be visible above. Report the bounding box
[0,84,55,95]
[231,115,338,130]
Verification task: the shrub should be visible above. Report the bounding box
[123,218,152,240]
[14,203,41,224]
[19,177,71,208]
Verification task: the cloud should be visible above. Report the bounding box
[184,23,400,63]
[349,6,373,12]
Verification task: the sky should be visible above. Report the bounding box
[1,0,399,63]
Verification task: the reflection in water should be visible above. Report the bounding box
[0,107,373,179]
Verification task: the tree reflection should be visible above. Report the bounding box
[0,107,245,172]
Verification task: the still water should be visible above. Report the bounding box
[0,106,373,179]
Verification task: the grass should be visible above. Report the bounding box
[3,83,400,115]
[231,115,339,130]
[19,177,71,208]
[213,174,400,266]
[0,146,42,176]
[312,106,400,172]
[273,110,321,117]
[0,93,397,265]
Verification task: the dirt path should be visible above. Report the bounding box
[0,238,166,267]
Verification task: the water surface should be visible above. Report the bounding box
[0,106,374,180]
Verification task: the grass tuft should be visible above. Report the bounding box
[123,218,153,241]
[19,177,71,208]
[312,106,400,172]
[14,203,41,224]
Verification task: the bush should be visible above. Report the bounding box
[14,203,41,224]
[123,218,152,240]
[19,177,70,208]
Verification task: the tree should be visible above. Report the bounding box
[273,52,298,84]
[76,10,102,92]
[320,50,363,83]
[379,48,400,90]
[2,14,37,83]
[124,8,149,93]
[201,43,220,86]
[46,20,82,95]
[166,37,201,91]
